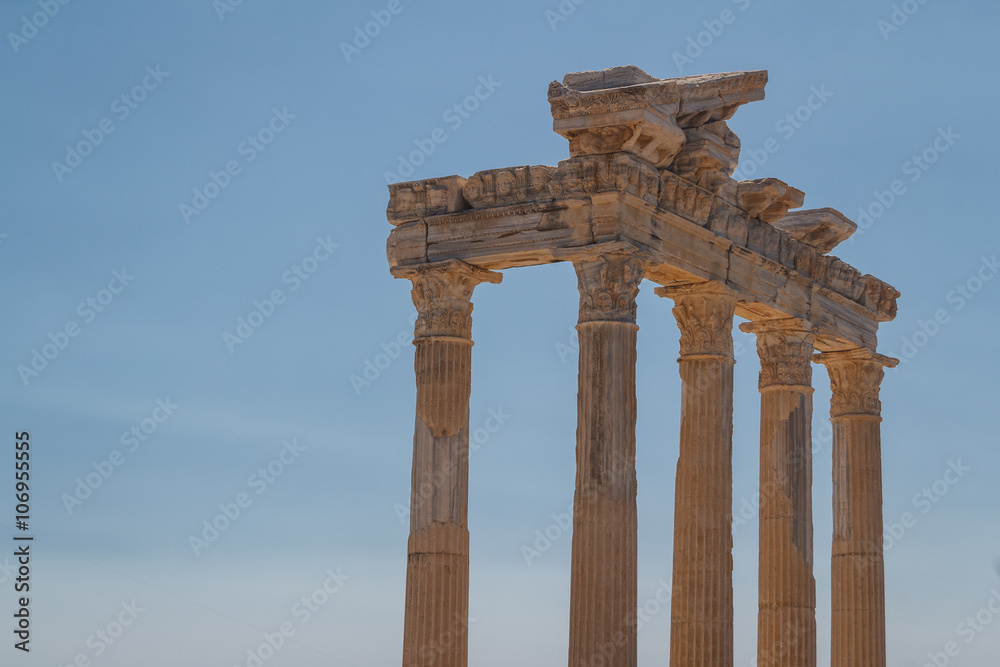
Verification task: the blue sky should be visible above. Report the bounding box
[1,1,997,665]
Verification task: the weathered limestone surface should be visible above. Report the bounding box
[774,208,857,254]
[657,281,738,667]
[385,64,901,667]
[392,260,501,667]
[568,252,642,667]
[741,318,818,667]
[816,349,897,667]
[386,66,899,352]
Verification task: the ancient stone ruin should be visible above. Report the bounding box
[385,65,899,667]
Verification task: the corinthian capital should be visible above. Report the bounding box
[740,318,817,389]
[815,348,898,417]
[391,260,502,339]
[656,281,738,358]
[573,254,644,324]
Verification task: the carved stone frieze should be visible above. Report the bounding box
[658,170,715,224]
[549,153,661,206]
[387,175,468,225]
[463,165,556,209]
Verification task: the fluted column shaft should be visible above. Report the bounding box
[656,282,738,667]
[816,349,897,667]
[393,260,502,667]
[741,318,817,667]
[568,254,643,667]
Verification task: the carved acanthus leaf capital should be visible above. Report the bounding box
[815,349,898,417]
[574,254,644,324]
[391,260,502,338]
[656,282,738,358]
[740,318,817,389]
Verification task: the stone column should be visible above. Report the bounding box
[815,349,897,667]
[391,259,502,667]
[655,282,738,667]
[568,253,643,667]
[739,318,817,667]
